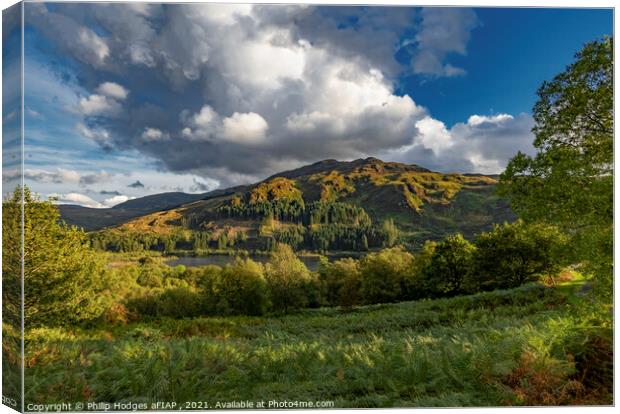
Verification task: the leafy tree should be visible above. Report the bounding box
[417,234,476,297]
[264,244,317,313]
[499,38,612,295]
[323,258,362,308]
[470,221,567,291]
[213,259,270,316]
[359,247,414,304]
[2,187,108,326]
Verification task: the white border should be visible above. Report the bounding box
[0,2,617,414]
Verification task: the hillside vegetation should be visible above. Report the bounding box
[88,158,513,253]
[19,280,612,407]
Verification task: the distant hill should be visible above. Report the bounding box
[59,187,246,231]
[64,158,515,250]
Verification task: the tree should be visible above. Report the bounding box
[215,259,270,316]
[499,38,612,295]
[417,234,476,297]
[381,218,399,247]
[470,221,567,291]
[359,247,415,304]
[264,243,317,313]
[323,258,362,308]
[2,187,108,327]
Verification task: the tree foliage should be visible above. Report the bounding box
[359,247,415,304]
[471,221,567,291]
[3,187,108,326]
[264,244,318,313]
[209,259,270,316]
[418,234,476,297]
[499,37,613,295]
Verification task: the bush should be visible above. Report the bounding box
[127,287,202,319]
[322,258,363,308]
[2,187,109,327]
[359,247,415,304]
[265,244,318,313]
[470,221,567,291]
[207,259,270,316]
[416,234,476,298]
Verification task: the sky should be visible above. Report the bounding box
[2,2,613,208]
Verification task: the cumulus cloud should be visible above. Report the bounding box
[385,113,535,174]
[96,82,129,100]
[221,112,268,143]
[46,192,133,208]
[102,194,133,207]
[78,94,122,116]
[26,3,532,186]
[48,192,103,208]
[141,127,169,141]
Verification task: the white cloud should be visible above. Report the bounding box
[96,82,129,100]
[141,127,169,141]
[78,94,122,116]
[102,194,134,207]
[221,112,268,143]
[385,112,535,174]
[467,113,513,126]
[48,192,103,208]
[414,117,453,154]
[28,4,534,185]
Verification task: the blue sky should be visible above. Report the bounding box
[399,7,613,126]
[3,3,613,208]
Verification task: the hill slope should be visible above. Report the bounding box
[84,158,514,252]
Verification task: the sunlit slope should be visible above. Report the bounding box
[86,158,514,248]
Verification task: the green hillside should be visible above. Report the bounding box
[88,158,514,253]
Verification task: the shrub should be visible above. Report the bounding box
[359,246,415,304]
[322,258,363,308]
[127,287,202,319]
[208,259,270,316]
[470,221,567,291]
[265,244,318,313]
[416,234,476,298]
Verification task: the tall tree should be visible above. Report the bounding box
[499,37,613,295]
[3,187,108,326]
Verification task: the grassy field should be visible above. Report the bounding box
[19,276,612,408]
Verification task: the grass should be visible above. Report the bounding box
[19,277,611,408]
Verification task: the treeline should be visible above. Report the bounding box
[117,220,566,320]
[91,201,401,253]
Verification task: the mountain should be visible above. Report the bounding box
[64,158,515,251]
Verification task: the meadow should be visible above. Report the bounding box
[19,275,612,408]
